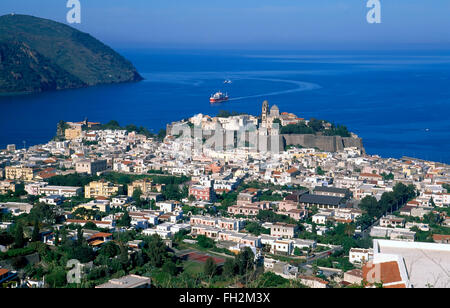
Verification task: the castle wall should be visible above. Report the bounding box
[282,134,365,153]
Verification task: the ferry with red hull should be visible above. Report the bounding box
[210,91,229,103]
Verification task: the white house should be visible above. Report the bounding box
[349,248,373,264]
[157,201,176,213]
[142,228,172,239]
[39,195,63,205]
[271,239,293,255]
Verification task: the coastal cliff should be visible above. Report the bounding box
[0,14,142,94]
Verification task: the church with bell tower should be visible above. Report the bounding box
[261,100,269,127]
[260,100,281,132]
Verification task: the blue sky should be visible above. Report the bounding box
[1,0,450,50]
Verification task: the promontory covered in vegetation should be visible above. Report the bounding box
[0,14,142,94]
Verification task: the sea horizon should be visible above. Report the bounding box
[1,48,449,164]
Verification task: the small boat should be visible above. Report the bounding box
[223,79,232,84]
[210,91,229,103]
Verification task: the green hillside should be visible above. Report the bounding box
[0,14,143,94]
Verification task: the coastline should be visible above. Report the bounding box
[1,50,450,164]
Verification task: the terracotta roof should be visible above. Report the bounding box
[384,283,407,288]
[407,200,420,205]
[37,172,57,179]
[333,218,353,223]
[433,234,450,241]
[95,196,109,200]
[400,206,414,212]
[89,240,104,246]
[0,268,10,276]
[90,232,113,239]
[363,261,402,285]
[345,269,363,278]
[66,219,111,225]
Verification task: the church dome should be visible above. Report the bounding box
[270,105,280,116]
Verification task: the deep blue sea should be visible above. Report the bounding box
[1,49,450,163]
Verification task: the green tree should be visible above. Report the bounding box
[14,224,25,248]
[60,228,68,246]
[12,256,28,269]
[245,221,269,236]
[359,195,380,218]
[173,229,189,243]
[13,184,26,197]
[54,229,60,246]
[132,188,143,207]
[429,197,436,208]
[45,267,67,288]
[204,257,217,277]
[235,247,254,276]
[56,120,69,139]
[219,191,238,207]
[144,234,168,267]
[272,118,282,127]
[293,247,302,256]
[309,118,324,132]
[197,235,214,248]
[157,129,166,141]
[133,251,146,268]
[355,214,373,230]
[31,220,40,242]
[443,184,450,193]
[280,122,314,135]
[162,259,178,276]
[316,166,325,176]
[344,224,356,237]
[381,172,394,181]
[323,124,351,137]
[28,203,55,225]
[102,120,121,130]
[257,210,296,224]
[99,241,120,258]
[76,225,84,246]
[223,258,236,278]
[83,221,98,230]
[119,244,129,269]
[125,124,138,133]
[118,211,131,228]
[65,242,96,263]
[252,271,290,288]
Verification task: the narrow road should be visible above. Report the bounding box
[302,245,342,265]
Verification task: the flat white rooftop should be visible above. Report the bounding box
[95,274,151,288]
[374,239,450,288]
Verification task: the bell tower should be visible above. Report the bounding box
[261,100,269,126]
